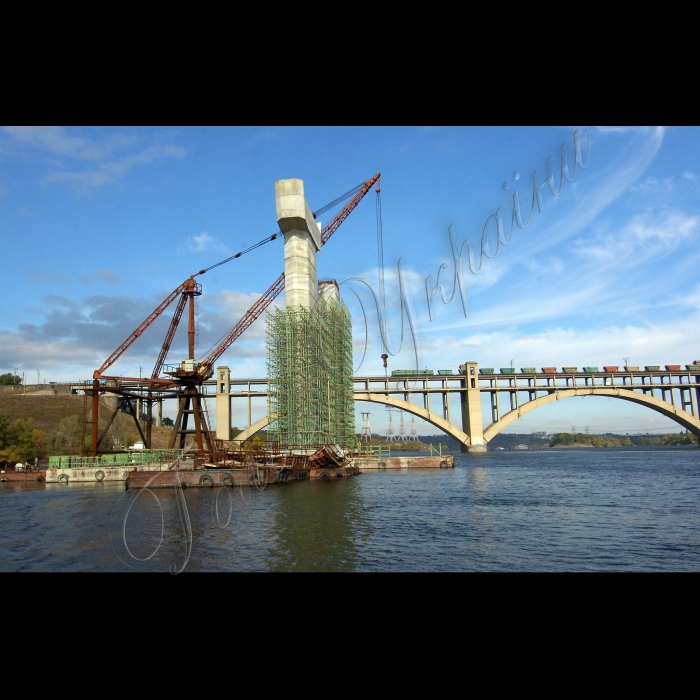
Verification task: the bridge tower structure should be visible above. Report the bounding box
[266,178,355,451]
[459,361,487,452]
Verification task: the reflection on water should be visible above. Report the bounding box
[266,479,368,572]
[1,449,699,571]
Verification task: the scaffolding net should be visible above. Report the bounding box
[266,291,354,450]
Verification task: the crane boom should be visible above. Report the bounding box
[94,280,190,378]
[199,273,286,372]
[152,293,188,379]
[197,172,380,371]
[321,173,380,246]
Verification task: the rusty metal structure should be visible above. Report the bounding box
[86,173,380,459]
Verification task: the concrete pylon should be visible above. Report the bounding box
[275,179,323,310]
[215,366,231,440]
[318,279,340,304]
[459,361,487,452]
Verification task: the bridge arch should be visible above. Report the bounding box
[353,393,470,445]
[232,413,277,443]
[483,388,700,442]
[230,396,471,446]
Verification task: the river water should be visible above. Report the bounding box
[1,448,698,572]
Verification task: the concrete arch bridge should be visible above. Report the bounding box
[216,362,700,451]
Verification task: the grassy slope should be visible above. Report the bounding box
[0,395,175,454]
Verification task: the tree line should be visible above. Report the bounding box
[0,373,22,385]
[550,432,698,447]
[0,413,48,465]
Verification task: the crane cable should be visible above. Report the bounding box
[376,186,387,357]
[199,232,281,275]
[196,182,370,359]
[312,181,365,219]
[195,181,366,276]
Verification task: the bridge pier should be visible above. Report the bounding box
[459,361,487,452]
[216,366,231,440]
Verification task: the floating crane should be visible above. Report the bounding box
[88,173,380,456]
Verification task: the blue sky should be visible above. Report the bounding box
[1,126,699,436]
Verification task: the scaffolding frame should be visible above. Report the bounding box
[266,295,354,450]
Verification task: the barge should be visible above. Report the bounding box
[127,442,361,489]
[352,453,454,470]
[0,465,46,483]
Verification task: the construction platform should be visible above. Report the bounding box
[127,466,308,489]
[44,464,169,484]
[0,467,46,483]
[350,454,454,470]
[43,449,188,484]
[127,461,363,489]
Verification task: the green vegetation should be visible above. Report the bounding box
[0,396,177,458]
[488,433,551,449]
[0,413,48,464]
[550,431,698,447]
[0,373,22,385]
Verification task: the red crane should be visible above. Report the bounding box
[88,173,380,457]
[195,173,381,376]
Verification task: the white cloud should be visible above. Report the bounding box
[1,128,186,195]
[3,126,116,161]
[184,232,230,255]
[630,175,675,192]
[571,209,699,265]
[514,127,666,258]
[591,126,662,135]
[674,283,700,311]
[44,144,187,196]
[406,316,700,375]
[682,170,697,180]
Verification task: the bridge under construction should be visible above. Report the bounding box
[66,170,700,465]
[78,173,388,479]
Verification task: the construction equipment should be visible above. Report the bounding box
[87,173,380,458]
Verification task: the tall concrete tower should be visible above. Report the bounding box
[275,178,322,310]
[267,179,355,451]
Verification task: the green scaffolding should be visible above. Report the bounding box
[266,293,355,450]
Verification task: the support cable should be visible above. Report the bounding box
[376,187,388,358]
[199,232,281,274]
[312,182,365,219]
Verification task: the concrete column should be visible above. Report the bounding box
[459,361,486,452]
[157,400,162,427]
[215,366,231,440]
[275,178,322,310]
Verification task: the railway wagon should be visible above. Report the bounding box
[391,369,435,377]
